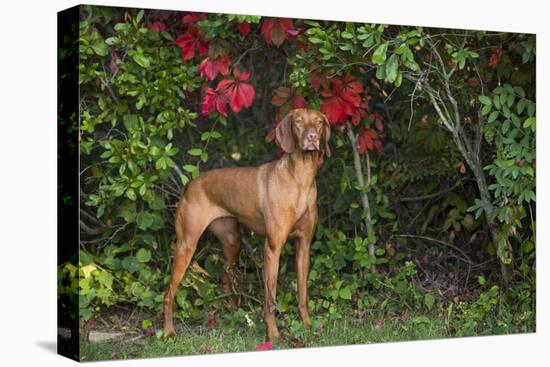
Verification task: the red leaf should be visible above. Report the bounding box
[175,27,208,61]
[374,319,383,330]
[467,77,480,88]
[261,18,295,47]
[202,87,229,116]
[181,12,206,25]
[371,111,384,132]
[148,21,166,33]
[109,51,119,75]
[271,86,307,109]
[255,342,273,351]
[206,311,217,329]
[374,140,384,155]
[358,128,376,154]
[339,75,364,107]
[351,109,364,126]
[200,55,231,81]
[229,82,255,113]
[238,22,251,37]
[293,95,307,108]
[320,96,347,125]
[489,45,504,69]
[310,71,322,92]
[143,327,156,337]
[296,40,311,51]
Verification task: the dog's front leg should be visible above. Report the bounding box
[295,236,312,328]
[262,234,286,342]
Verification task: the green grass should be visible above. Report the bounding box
[79,313,453,361]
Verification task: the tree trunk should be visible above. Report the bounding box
[346,123,376,271]
[453,134,511,287]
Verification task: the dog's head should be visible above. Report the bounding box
[275,108,331,158]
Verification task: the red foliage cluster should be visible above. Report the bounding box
[358,128,383,155]
[175,26,208,61]
[261,18,298,47]
[489,45,504,69]
[357,111,385,155]
[320,75,368,125]
[202,69,255,116]
[175,13,208,61]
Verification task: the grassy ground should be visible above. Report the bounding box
[79,312,457,361]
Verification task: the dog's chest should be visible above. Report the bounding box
[294,185,313,217]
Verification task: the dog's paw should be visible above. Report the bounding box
[162,327,177,341]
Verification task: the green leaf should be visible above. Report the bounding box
[517,99,526,115]
[136,9,144,23]
[188,148,203,156]
[375,248,385,256]
[502,119,510,134]
[341,31,354,39]
[182,164,196,173]
[487,111,499,123]
[385,54,399,83]
[478,275,486,286]
[91,42,108,56]
[121,256,139,272]
[97,271,113,289]
[149,196,166,210]
[126,188,137,201]
[424,293,435,310]
[523,117,535,129]
[478,95,491,105]
[372,43,388,65]
[155,157,167,170]
[136,212,154,230]
[132,53,151,68]
[136,248,152,263]
[338,287,352,300]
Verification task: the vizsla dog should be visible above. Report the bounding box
[163,108,331,341]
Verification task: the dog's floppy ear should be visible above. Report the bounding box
[321,113,332,158]
[276,110,296,154]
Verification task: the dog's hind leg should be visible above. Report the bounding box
[163,199,214,338]
[208,217,241,309]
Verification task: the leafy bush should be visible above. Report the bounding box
[67,5,535,336]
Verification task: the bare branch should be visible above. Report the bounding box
[394,234,473,264]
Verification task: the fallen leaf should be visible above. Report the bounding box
[255,341,273,351]
[143,327,156,337]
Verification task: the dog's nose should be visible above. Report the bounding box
[307,132,318,141]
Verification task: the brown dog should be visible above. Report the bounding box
[163,108,331,341]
